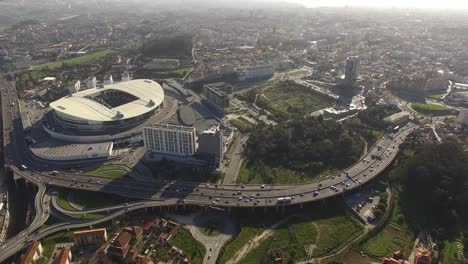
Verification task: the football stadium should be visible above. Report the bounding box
[43,79,164,142]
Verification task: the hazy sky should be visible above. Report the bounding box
[287,0,468,8]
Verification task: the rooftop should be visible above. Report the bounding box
[73,228,107,236]
[31,140,113,160]
[146,123,196,133]
[50,79,164,122]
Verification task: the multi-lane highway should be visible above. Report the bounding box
[0,78,418,207]
[10,124,417,208]
[0,78,419,261]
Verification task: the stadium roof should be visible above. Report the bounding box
[50,79,164,122]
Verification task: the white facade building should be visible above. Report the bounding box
[67,80,81,94]
[103,74,113,85]
[245,65,274,80]
[458,108,468,126]
[86,76,97,89]
[121,71,132,82]
[143,124,196,156]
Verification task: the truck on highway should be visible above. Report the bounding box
[277,197,292,203]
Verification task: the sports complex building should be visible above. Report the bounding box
[43,79,165,143]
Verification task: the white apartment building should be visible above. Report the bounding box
[86,76,97,89]
[67,80,81,94]
[245,64,274,80]
[143,124,196,156]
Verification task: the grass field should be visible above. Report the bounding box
[170,228,205,264]
[237,160,337,184]
[313,214,364,257]
[73,190,122,209]
[221,225,268,263]
[85,165,128,179]
[33,49,114,70]
[221,203,363,263]
[241,218,317,264]
[360,226,413,259]
[360,193,415,259]
[429,93,444,100]
[173,67,192,75]
[286,69,307,77]
[411,103,454,116]
[56,190,115,219]
[57,192,75,211]
[262,82,335,116]
[230,116,254,133]
[220,212,288,263]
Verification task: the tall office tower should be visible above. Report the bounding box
[197,126,223,167]
[201,84,230,114]
[143,124,196,156]
[345,56,360,84]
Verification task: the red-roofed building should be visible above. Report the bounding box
[394,251,404,259]
[73,228,107,248]
[53,246,72,264]
[414,247,432,264]
[135,254,154,264]
[107,226,143,260]
[20,241,43,264]
[383,258,408,264]
[143,218,156,230]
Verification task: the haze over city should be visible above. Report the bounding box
[290,0,468,8]
[0,1,467,264]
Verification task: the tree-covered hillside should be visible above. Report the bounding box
[244,116,364,179]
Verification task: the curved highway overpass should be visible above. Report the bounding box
[0,78,420,262]
[10,124,417,208]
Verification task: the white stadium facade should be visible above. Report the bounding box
[43,79,165,143]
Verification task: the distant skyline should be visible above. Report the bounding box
[286,0,468,9]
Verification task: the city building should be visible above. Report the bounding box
[121,71,132,82]
[245,64,274,80]
[204,82,233,94]
[414,247,432,264]
[447,91,468,107]
[67,80,81,94]
[143,124,196,157]
[424,78,448,93]
[197,126,223,167]
[73,228,108,248]
[44,79,164,142]
[108,226,143,260]
[53,246,72,264]
[345,56,360,84]
[458,108,468,126]
[30,140,113,161]
[86,76,97,89]
[103,74,114,85]
[20,241,43,264]
[144,58,180,70]
[218,65,235,75]
[201,83,230,114]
